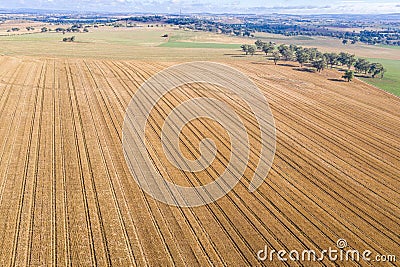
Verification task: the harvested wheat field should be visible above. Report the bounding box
[0,55,399,266]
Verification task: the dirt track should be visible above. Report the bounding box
[0,56,398,266]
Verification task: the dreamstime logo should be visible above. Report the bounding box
[336,238,348,249]
[122,62,276,207]
[257,238,397,263]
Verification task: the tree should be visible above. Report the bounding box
[289,44,300,52]
[380,68,386,79]
[247,45,256,55]
[255,39,264,50]
[272,51,280,65]
[262,43,274,56]
[41,27,48,32]
[241,44,250,55]
[342,39,348,45]
[243,31,251,37]
[295,48,309,67]
[368,63,384,78]
[342,70,354,82]
[312,59,326,72]
[354,58,370,74]
[62,36,76,42]
[346,54,356,69]
[241,44,255,55]
[338,52,355,69]
[324,52,338,68]
[307,48,319,61]
[338,52,348,66]
[278,44,293,61]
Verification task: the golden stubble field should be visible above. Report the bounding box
[0,53,399,266]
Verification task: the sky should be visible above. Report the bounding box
[0,0,399,14]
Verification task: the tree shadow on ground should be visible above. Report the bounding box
[251,61,270,65]
[293,67,316,73]
[328,78,346,82]
[355,74,370,78]
[278,63,298,67]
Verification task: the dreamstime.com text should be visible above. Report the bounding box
[257,239,396,263]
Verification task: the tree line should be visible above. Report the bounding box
[160,16,400,47]
[241,40,386,82]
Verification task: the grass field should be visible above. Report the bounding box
[360,58,400,96]
[159,41,241,49]
[378,44,400,50]
[0,27,247,60]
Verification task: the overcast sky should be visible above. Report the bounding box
[1,0,399,14]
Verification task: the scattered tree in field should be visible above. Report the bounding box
[312,59,326,72]
[368,63,385,78]
[295,48,309,67]
[346,54,356,69]
[247,45,256,55]
[62,36,76,42]
[324,52,339,68]
[255,39,264,50]
[241,44,256,55]
[241,44,250,55]
[272,51,280,65]
[278,44,294,61]
[307,48,320,61]
[342,70,354,82]
[337,52,355,69]
[11,28,20,31]
[354,58,370,74]
[351,37,359,44]
[289,44,300,52]
[380,68,386,79]
[243,31,251,37]
[342,39,348,45]
[338,52,349,66]
[262,42,275,56]
[338,52,348,66]
[245,40,385,80]
[41,27,48,32]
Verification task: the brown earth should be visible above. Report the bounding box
[0,55,398,266]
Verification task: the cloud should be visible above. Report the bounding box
[1,0,400,14]
[272,5,331,10]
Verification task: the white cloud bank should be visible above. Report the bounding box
[1,0,400,14]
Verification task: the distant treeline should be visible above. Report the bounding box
[128,16,400,46]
